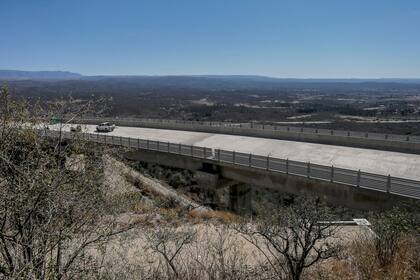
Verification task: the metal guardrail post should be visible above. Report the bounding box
[267,156,270,171]
[347,131,350,137]
[365,133,368,138]
[406,136,410,141]
[233,151,236,164]
[331,165,334,183]
[120,136,122,146]
[190,145,193,157]
[249,153,252,167]
[137,138,140,149]
[387,175,391,193]
[330,130,333,135]
[357,170,361,187]
[147,139,149,149]
[287,127,290,131]
[307,162,310,178]
[300,127,303,133]
[217,149,221,162]
[167,141,170,152]
[128,137,131,147]
[178,143,181,154]
[286,158,289,174]
[385,134,388,140]
[203,147,206,158]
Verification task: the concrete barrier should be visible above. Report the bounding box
[72,118,420,154]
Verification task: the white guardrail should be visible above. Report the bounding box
[48,130,420,200]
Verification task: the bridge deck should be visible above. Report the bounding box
[62,124,420,181]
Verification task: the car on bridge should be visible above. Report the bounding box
[70,124,82,132]
[96,122,115,132]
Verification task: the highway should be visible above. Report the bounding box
[57,124,420,181]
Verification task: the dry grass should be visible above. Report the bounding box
[310,233,420,280]
[188,209,239,223]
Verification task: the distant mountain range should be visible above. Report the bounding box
[0,70,83,80]
[1,70,420,93]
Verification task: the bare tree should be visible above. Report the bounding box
[145,225,196,279]
[193,223,249,280]
[0,86,134,279]
[372,207,414,267]
[236,197,340,280]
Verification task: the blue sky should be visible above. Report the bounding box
[1,0,420,78]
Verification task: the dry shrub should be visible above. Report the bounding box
[189,209,239,223]
[349,233,419,280]
[310,259,354,280]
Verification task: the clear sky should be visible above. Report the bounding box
[1,0,420,78]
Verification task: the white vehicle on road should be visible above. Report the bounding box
[96,122,115,132]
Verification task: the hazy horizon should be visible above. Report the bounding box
[3,69,420,80]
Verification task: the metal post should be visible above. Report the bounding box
[315,129,318,133]
[365,133,368,138]
[331,165,334,182]
[330,130,333,135]
[267,156,270,171]
[286,158,289,174]
[147,139,149,149]
[249,153,252,167]
[128,137,130,147]
[287,127,290,132]
[307,162,310,178]
[167,141,170,152]
[137,138,140,149]
[385,134,388,140]
[233,151,236,164]
[406,136,410,141]
[300,127,303,133]
[217,149,221,162]
[347,131,350,137]
[190,145,193,156]
[386,175,391,193]
[203,147,206,158]
[357,170,361,187]
[157,141,160,151]
[120,136,122,146]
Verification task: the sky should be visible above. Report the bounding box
[1,0,420,78]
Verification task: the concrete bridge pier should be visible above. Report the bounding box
[228,184,252,214]
[194,170,252,213]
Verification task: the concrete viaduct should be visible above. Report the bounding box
[53,120,420,210]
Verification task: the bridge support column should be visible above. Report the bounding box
[228,184,252,214]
